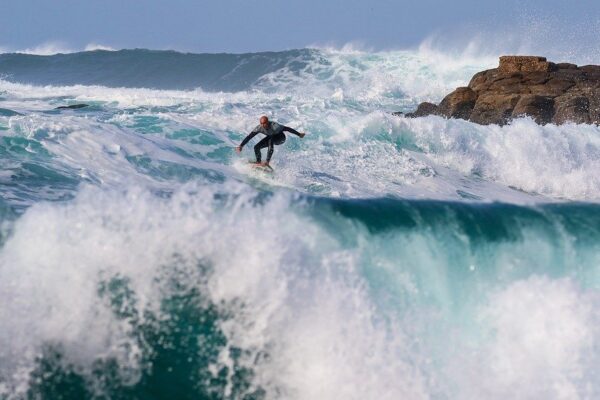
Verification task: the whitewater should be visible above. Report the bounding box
[1,47,600,399]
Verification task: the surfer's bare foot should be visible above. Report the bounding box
[235,146,242,153]
[260,162,270,167]
[299,132,305,138]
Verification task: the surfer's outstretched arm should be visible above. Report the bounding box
[237,130,260,152]
[282,126,305,138]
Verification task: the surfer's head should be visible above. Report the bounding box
[260,115,269,128]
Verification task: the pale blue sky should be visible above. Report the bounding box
[2,0,600,54]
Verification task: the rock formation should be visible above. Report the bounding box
[404,56,600,125]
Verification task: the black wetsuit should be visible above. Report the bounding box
[239,121,302,163]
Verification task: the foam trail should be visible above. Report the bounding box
[3,74,600,202]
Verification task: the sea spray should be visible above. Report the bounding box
[1,184,600,398]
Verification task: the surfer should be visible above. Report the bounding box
[235,116,305,166]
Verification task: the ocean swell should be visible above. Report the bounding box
[1,46,600,399]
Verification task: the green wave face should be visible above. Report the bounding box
[1,186,600,399]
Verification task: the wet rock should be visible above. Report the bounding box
[437,87,477,119]
[405,102,438,117]
[470,94,520,125]
[402,56,600,125]
[511,95,555,124]
[553,94,590,124]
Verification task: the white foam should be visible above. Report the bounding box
[255,46,493,105]
[0,183,429,399]
[0,42,117,55]
[83,43,116,52]
[1,46,600,203]
[397,116,600,201]
[8,41,74,56]
[450,276,600,399]
[2,181,600,398]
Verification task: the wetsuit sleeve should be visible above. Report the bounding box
[282,126,302,136]
[239,131,259,148]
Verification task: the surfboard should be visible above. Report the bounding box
[248,162,274,173]
[231,159,293,190]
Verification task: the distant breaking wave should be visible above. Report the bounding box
[0,49,321,91]
[0,47,493,96]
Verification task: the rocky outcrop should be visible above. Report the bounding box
[405,56,600,125]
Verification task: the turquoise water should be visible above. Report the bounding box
[1,48,600,399]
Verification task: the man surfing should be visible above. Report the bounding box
[235,116,305,168]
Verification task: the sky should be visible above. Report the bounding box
[2,0,600,55]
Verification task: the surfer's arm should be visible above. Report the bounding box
[239,131,259,148]
[282,126,305,138]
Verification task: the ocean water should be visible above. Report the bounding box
[0,47,600,400]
